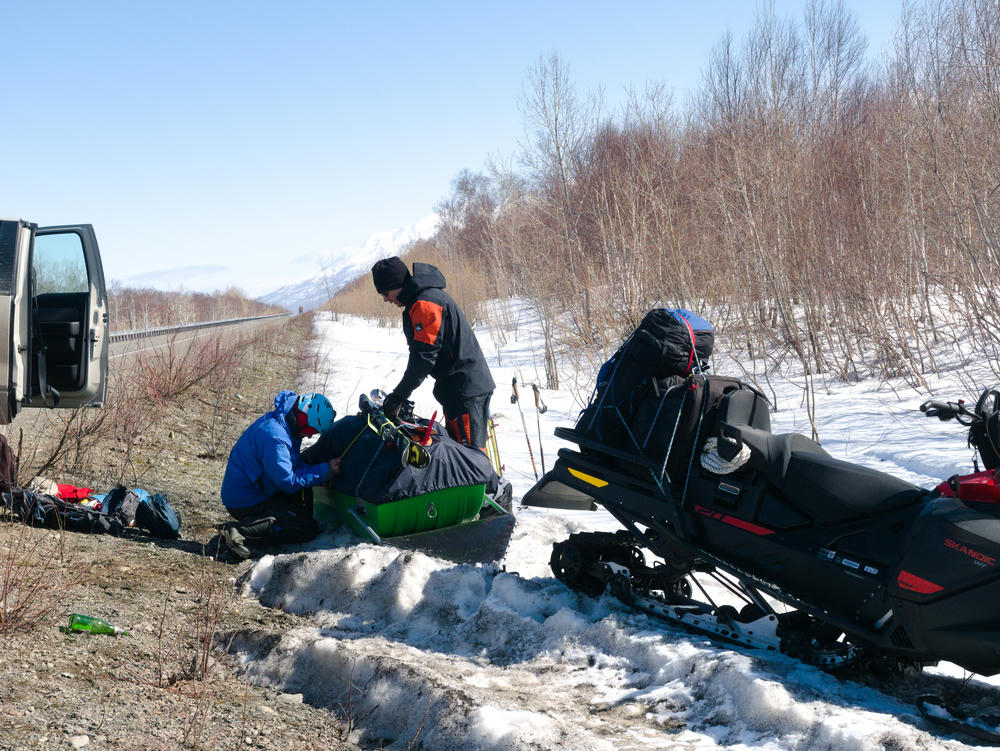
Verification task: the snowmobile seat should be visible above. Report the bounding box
[720,420,926,526]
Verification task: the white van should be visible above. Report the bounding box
[0,220,108,422]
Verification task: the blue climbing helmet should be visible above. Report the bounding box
[296,393,336,435]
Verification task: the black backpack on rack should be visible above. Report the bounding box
[577,309,715,447]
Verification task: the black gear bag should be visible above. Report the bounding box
[577,309,714,445]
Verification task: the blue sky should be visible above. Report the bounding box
[0,1,900,298]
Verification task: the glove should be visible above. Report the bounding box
[381,392,404,419]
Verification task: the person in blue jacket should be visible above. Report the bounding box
[219,390,340,560]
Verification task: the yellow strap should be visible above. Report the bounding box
[339,425,369,461]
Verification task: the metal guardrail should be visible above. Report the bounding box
[109,312,293,343]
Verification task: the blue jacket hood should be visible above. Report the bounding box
[273,390,298,416]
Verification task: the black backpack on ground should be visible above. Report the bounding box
[0,484,181,538]
[132,489,182,538]
[0,484,136,535]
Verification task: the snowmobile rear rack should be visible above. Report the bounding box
[524,422,675,512]
[540,446,697,546]
[553,426,666,473]
[522,445,671,515]
[553,424,690,500]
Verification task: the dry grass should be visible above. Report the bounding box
[0,522,92,636]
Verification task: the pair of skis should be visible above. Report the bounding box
[359,392,431,469]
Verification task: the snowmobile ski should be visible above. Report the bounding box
[359,393,431,469]
[917,695,1000,745]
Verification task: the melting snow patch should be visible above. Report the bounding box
[468,706,565,749]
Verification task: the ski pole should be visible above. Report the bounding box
[487,416,503,476]
[531,383,548,414]
[531,383,547,474]
[511,377,538,480]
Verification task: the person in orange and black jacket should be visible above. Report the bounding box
[371,257,496,450]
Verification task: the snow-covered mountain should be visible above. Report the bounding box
[257,213,440,311]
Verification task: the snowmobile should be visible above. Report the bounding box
[306,391,514,565]
[523,313,1000,679]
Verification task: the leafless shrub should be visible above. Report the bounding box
[108,282,283,331]
[114,546,234,748]
[10,320,301,492]
[136,332,241,404]
[334,658,381,742]
[0,522,90,635]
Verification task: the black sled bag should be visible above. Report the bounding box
[302,414,495,503]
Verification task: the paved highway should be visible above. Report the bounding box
[109,314,293,363]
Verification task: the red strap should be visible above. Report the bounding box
[676,312,697,374]
[421,411,437,445]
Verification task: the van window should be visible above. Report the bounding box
[34,232,89,294]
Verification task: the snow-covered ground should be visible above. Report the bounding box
[228,304,1000,750]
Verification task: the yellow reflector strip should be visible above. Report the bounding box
[568,467,608,488]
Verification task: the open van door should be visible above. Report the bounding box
[0,220,109,423]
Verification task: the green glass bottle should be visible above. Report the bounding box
[60,613,128,636]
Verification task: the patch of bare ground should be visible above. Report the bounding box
[0,314,356,751]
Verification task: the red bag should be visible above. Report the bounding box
[56,483,94,501]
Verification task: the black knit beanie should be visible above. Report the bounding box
[371,257,411,293]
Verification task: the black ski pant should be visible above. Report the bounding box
[224,488,320,547]
[442,393,504,500]
[443,394,492,451]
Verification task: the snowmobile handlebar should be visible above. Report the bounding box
[920,398,976,424]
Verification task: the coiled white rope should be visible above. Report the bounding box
[700,435,751,474]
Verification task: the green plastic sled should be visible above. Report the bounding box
[314,483,487,542]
